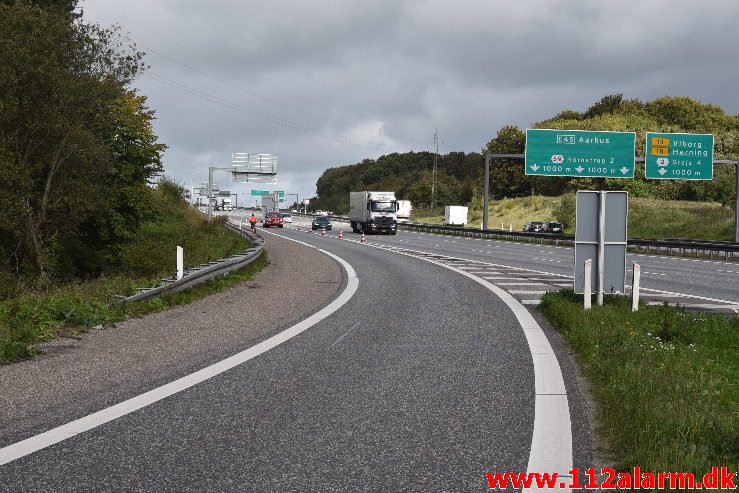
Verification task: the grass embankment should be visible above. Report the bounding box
[414,195,735,240]
[0,196,262,364]
[540,290,738,475]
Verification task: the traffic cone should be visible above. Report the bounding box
[361,232,366,243]
[322,227,326,236]
[339,230,344,239]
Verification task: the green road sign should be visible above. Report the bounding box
[525,129,636,178]
[250,190,285,197]
[645,132,714,180]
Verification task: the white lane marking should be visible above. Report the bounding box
[0,232,360,466]
[521,299,542,306]
[508,291,549,295]
[395,245,739,305]
[300,227,739,308]
[330,321,361,347]
[481,276,528,281]
[496,282,549,286]
[361,243,573,479]
[532,257,562,263]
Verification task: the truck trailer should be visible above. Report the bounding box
[396,200,412,223]
[349,191,398,235]
[444,206,468,226]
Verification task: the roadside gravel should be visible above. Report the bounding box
[0,233,344,447]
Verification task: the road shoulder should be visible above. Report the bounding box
[0,233,344,447]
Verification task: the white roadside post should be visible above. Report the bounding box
[176,246,184,280]
[583,258,592,310]
[509,224,512,232]
[631,262,641,312]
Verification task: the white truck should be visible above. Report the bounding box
[262,196,278,214]
[221,198,233,211]
[396,200,412,223]
[444,206,468,226]
[349,191,398,235]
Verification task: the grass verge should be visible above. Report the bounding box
[539,290,738,476]
[413,195,735,240]
[0,251,267,364]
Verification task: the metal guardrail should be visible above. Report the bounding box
[118,223,264,303]
[295,213,738,259]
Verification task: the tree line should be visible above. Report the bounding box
[0,0,166,288]
[309,95,739,214]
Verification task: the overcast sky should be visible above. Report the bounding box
[82,0,739,206]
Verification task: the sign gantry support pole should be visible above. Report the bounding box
[597,191,606,306]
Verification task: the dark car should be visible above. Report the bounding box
[263,211,284,228]
[523,221,544,232]
[542,221,564,234]
[311,215,332,231]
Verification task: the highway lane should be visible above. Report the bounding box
[0,221,589,491]
[278,214,739,309]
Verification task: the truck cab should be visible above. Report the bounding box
[349,191,398,235]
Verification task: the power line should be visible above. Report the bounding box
[143,72,408,151]
[86,0,433,150]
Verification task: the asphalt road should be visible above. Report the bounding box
[0,217,591,492]
[272,213,739,312]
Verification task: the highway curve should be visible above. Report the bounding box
[0,225,592,492]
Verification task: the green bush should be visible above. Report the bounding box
[0,182,254,364]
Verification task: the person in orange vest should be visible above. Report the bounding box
[248,213,258,232]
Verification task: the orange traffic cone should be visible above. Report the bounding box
[339,230,344,239]
[321,227,326,236]
[360,231,366,243]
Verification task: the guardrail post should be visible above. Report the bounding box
[176,246,184,280]
[631,262,640,312]
[584,258,592,310]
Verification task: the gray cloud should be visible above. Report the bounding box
[83,0,739,203]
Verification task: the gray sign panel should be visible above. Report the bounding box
[574,191,628,294]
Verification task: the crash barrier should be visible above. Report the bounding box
[294,213,739,260]
[118,221,264,303]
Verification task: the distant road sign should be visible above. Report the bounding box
[525,129,636,178]
[250,190,285,197]
[645,132,714,180]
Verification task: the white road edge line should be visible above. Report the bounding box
[361,242,573,489]
[0,231,359,466]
